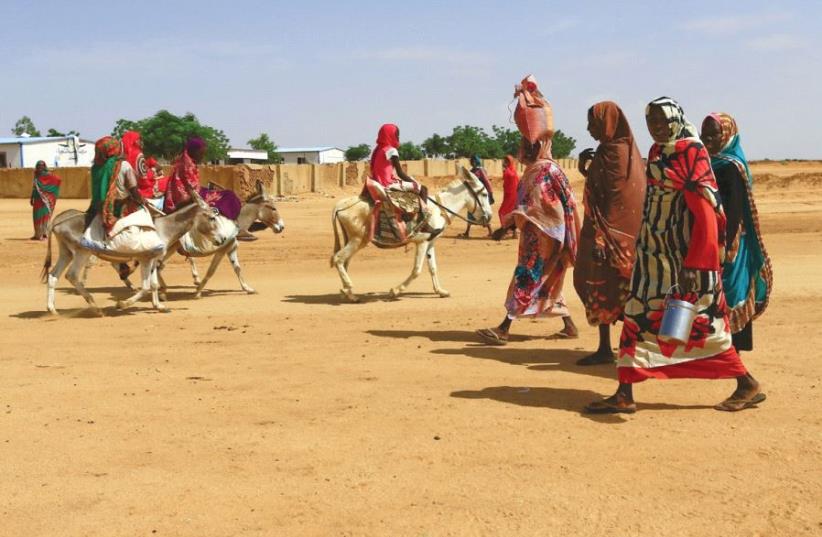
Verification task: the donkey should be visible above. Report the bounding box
[330,167,493,302]
[148,182,285,298]
[43,193,220,315]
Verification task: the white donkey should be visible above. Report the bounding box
[152,181,285,298]
[42,193,219,315]
[330,167,492,302]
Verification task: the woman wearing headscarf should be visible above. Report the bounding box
[363,124,424,204]
[164,137,241,219]
[496,155,519,239]
[477,75,580,344]
[30,161,61,240]
[700,112,772,355]
[585,97,765,414]
[573,102,646,365]
[458,155,495,238]
[85,136,143,233]
[122,131,157,200]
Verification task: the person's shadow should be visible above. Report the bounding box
[451,385,714,423]
[431,347,615,379]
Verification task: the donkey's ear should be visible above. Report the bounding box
[255,180,263,195]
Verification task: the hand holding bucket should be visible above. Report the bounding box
[658,285,699,345]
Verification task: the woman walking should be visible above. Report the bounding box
[30,161,61,240]
[700,112,772,355]
[496,155,520,239]
[477,76,579,345]
[585,97,764,414]
[573,102,646,365]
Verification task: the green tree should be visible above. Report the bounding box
[46,128,80,137]
[491,125,521,157]
[551,129,577,159]
[111,110,230,161]
[447,125,495,158]
[344,143,371,161]
[12,116,40,137]
[398,142,424,160]
[247,133,281,163]
[421,133,450,158]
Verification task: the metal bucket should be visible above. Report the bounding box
[658,291,699,345]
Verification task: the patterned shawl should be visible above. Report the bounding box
[90,136,124,232]
[707,112,773,331]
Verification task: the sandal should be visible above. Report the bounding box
[584,396,636,414]
[476,328,508,346]
[714,392,766,412]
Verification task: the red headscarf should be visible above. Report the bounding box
[122,131,156,198]
[369,124,400,187]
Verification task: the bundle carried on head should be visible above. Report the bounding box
[514,75,554,144]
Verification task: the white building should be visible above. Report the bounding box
[0,135,95,168]
[226,147,269,164]
[277,146,344,165]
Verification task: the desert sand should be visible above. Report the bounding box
[1,162,821,536]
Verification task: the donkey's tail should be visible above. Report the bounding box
[330,209,343,267]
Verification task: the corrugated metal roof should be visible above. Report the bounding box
[0,136,94,145]
[277,146,341,153]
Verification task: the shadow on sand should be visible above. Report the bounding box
[283,291,442,306]
[451,385,715,423]
[367,329,533,344]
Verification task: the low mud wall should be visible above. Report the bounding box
[0,158,582,199]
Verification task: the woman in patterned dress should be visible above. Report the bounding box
[585,97,765,414]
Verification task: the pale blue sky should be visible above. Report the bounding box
[2,0,819,158]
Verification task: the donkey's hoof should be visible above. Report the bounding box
[91,307,104,317]
[155,305,170,313]
[389,288,402,298]
[159,293,168,302]
[47,308,58,316]
[340,289,360,303]
[244,288,258,295]
[437,289,451,298]
[193,292,203,300]
[115,300,126,310]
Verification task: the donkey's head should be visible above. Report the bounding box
[458,166,493,225]
[247,181,285,234]
[190,189,224,240]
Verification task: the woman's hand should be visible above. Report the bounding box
[678,268,699,294]
[578,148,595,177]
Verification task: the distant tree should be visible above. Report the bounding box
[46,128,80,137]
[344,143,371,161]
[447,125,494,158]
[491,125,521,158]
[12,116,40,137]
[111,110,230,161]
[247,133,281,163]
[421,133,450,158]
[551,129,577,159]
[398,142,424,160]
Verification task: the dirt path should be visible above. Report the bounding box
[1,178,820,536]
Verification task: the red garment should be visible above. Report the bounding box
[618,348,746,383]
[369,124,400,187]
[164,150,200,213]
[122,130,156,198]
[499,155,519,223]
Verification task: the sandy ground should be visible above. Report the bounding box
[1,164,821,537]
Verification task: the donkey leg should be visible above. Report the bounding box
[47,242,72,315]
[66,253,103,316]
[187,256,201,286]
[390,242,427,298]
[112,262,136,290]
[117,260,151,310]
[425,243,450,297]
[194,251,225,299]
[333,237,364,303]
[149,262,168,312]
[227,241,255,294]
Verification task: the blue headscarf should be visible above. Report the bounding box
[707,113,772,332]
